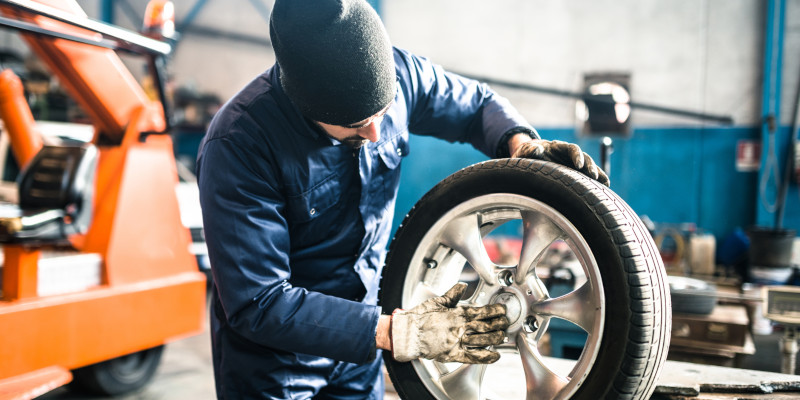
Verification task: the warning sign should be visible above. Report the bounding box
[736,140,761,172]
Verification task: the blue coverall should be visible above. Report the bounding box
[196,47,535,399]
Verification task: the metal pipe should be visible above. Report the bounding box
[775,4,800,230]
[781,326,798,375]
[758,0,787,227]
[762,0,786,125]
[176,0,208,33]
[148,54,172,133]
[0,0,171,55]
[0,69,42,168]
[0,15,119,50]
[452,71,734,125]
[600,136,613,177]
[99,0,113,24]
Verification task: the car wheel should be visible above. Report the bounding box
[668,276,717,315]
[70,345,164,396]
[381,159,671,400]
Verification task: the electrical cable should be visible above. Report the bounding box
[760,0,786,218]
[760,126,779,214]
[776,58,800,229]
[654,229,686,274]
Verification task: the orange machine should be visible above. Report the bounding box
[0,0,206,398]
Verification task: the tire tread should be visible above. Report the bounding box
[383,159,670,400]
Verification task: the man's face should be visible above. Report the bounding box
[315,102,392,149]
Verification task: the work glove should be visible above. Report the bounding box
[512,139,610,186]
[391,283,509,364]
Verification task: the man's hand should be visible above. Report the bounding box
[511,138,610,186]
[391,283,509,364]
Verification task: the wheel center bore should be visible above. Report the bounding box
[492,292,522,324]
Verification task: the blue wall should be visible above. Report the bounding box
[392,126,799,242]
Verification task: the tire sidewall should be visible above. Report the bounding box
[382,160,636,400]
[70,346,165,396]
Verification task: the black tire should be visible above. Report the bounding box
[70,345,164,396]
[668,276,717,315]
[381,159,671,400]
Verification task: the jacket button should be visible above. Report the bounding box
[309,208,316,215]
[396,148,403,156]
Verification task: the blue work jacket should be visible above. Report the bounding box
[197,47,534,394]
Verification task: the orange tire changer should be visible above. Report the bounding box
[0,0,206,398]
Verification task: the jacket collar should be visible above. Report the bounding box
[270,64,322,140]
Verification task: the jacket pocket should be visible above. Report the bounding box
[285,173,341,223]
[376,132,409,209]
[377,131,409,170]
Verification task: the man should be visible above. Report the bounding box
[197,0,609,398]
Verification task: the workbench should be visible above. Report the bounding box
[652,359,800,399]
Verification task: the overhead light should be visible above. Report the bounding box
[142,0,176,40]
[578,73,631,136]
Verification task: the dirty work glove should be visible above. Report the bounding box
[512,139,610,186]
[391,283,509,364]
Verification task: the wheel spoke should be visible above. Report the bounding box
[397,193,611,400]
[422,251,466,295]
[533,316,552,343]
[516,211,562,285]
[439,363,488,400]
[408,282,440,307]
[529,282,598,333]
[439,214,496,284]
[517,332,568,400]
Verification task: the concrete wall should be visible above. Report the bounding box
[391,126,761,243]
[2,0,800,242]
[379,0,800,240]
[60,0,796,130]
[76,0,276,99]
[383,0,798,128]
[55,1,798,130]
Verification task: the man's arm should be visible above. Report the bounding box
[197,136,380,364]
[508,136,610,186]
[507,132,535,156]
[376,314,392,351]
[394,49,609,185]
[375,284,508,364]
[396,48,532,158]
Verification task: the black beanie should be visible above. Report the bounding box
[269,0,395,126]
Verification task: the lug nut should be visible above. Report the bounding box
[524,316,539,333]
[498,270,514,286]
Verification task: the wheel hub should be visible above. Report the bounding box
[492,291,522,324]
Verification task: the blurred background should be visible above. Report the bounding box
[0,0,796,244]
[0,0,800,399]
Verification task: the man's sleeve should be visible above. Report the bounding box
[395,48,539,158]
[197,134,380,364]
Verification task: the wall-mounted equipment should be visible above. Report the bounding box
[576,73,631,137]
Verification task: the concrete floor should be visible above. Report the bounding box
[36,307,797,400]
[39,310,401,400]
[41,324,217,400]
